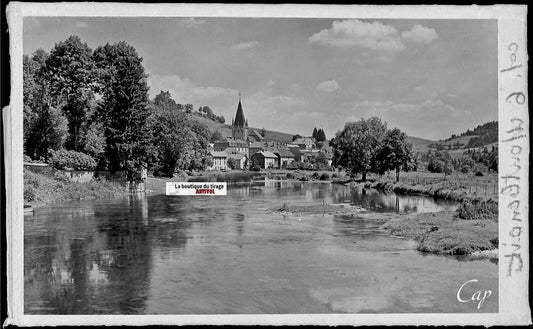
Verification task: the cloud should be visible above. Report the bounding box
[401,24,438,44]
[316,80,339,93]
[233,40,259,50]
[267,80,275,87]
[148,74,237,103]
[309,19,437,52]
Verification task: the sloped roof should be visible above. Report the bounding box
[249,141,265,148]
[254,150,277,158]
[234,100,246,127]
[228,153,245,160]
[275,149,295,157]
[211,151,228,158]
[226,138,248,146]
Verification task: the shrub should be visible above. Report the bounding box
[332,173,339,179]
[311,172,320,180]
[49,149,97,170]
[475,171,484,177]
[286,172,294,179]
[455,199,498,221]
[24,154,32,163]
[320,173,330,180]
[252,164,261,172]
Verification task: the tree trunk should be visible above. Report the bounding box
[362,171,367,182]
[396,167,400,182]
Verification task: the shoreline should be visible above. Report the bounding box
[267,202,498,259]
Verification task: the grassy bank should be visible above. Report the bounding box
[382,211,498,256]
[24,169,127,207]
[364,172,498,202]
[267,199,498,257]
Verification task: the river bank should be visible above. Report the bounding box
[267,202,498,258]
[24,169,127,208]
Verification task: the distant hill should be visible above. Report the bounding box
[407,136,435,153]
[187,113,294,142]
[425,121,498,151]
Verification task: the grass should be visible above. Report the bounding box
[24,169,127,207]
[382,211,498,255]
[365,171,498,202]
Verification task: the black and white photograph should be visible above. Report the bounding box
[3,3,530,326]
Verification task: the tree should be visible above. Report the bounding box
[376,128,414,182]
[149,110,195,177]
[260,128,267,137]
[292,134,302,142]
[210,130,223,142]
[44,35,96,151]
[154,90,179,112]
[316,128,326,142]
[23,50,49,152]
[330,117,387,181]
[93,41,153,181]
[312,127,318,139]
[227,157,237,170]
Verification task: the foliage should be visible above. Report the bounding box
[23,49,71,160]
[252,164,261,172]
[197,105,225,123]
[44,35,97,151]
[330,117,387,181]
[210,130,223,142]
[260,128,267,137]
[154,90,181,112]
[227,157,238,170]
[292,134,302,142]
[25,104,69,161]
[93,41,153,181]
[455,199,498,221]
[149,110,196,177]
[82,121,106,159]
[375,128,414,182]
[49,149,97,170]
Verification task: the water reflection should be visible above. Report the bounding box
[25,183,495,314]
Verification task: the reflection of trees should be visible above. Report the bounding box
[26,195,193,314]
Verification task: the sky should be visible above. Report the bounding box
[23,17,498,141]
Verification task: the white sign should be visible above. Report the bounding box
[166,182,227,196]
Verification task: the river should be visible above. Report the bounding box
[24,180,498,314]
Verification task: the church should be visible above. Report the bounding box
[231,95,248,141]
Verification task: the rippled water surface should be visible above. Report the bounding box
[25,181,498,314]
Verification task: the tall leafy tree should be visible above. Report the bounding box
[376,127,414,182]
[93,41,153,181]
[44,35,96,151]
[23,49,69,160]
[330,117,387,181]
[312,127,318,140]
[316,128,326,142]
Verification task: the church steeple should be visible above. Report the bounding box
[232,92,248,141]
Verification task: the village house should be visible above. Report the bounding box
[293,137,315,150]
[214,137,248,155]
[210,151,228,170]
[274,149,295,168]
[227,152,247,170]
[248,141,264,158]
[251,150,278,169]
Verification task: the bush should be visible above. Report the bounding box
[332,173,339,179]
[474,171,484,177]
[455,199,498,221]
[252,164,261,172]
[24,154,32,163]
[320,173,330,180]
[49,149,97,170]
